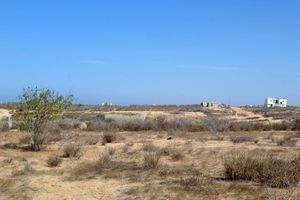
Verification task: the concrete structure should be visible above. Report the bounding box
[264,97,287,108]
[101,102,113,106]
[200,101,221,108]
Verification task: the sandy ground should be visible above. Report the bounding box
[0,108,299,200]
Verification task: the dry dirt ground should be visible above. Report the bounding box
[0,107,299,200]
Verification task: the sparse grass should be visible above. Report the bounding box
[142,142,159,152]
[180,169,217,195]
[19,135,32,144]
[80,135,100,145]
[11,163,34,176]
[170,149,184,161]
[276,136,297,147]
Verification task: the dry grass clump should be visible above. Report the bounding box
[62,143,82,159]
[69,148,114,179]
[12,163,34,176]
[143,153,161,169]
[94,148,114,173]
[230,134,254,144]
[224,153,300,188]
[46,155,63,167]
[142,142,160,152]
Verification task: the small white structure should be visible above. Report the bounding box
[264,97,287,108]
[200,101,222,108]
[101,102,113,106]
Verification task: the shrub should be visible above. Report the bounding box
[143,153,161,169]
[101,133,116,145]
[14,87,73,151]
[62,143,82,159]
[224,153,300,188]
[95,149,113,173]
[46,155,63,167]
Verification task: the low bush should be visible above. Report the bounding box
[143,153,161,169]
[62,143,82,159]
[46,155,63,167]
[224,153,300,188]
[101,133,116,145]
[95,149,114,173]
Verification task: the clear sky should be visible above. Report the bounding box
[0,0,299,106]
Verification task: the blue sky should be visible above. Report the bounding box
[0,0,299,105]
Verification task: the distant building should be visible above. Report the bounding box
[101,102,113,106]
[264,97,287,108]
[200,101,222,108]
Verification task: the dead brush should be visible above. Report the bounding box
[224,153,300,188]
[46,155,63,167]
[62,143,82,159]
[143,152,161,169]
[94,148,114,173]
[101,133,116,145]
[69,148,114,179]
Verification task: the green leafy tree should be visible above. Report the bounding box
[14,87,73,151]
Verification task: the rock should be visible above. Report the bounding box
[78,122,88,130]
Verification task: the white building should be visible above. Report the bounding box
[264,97,287,108]
[101,102,113,106]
